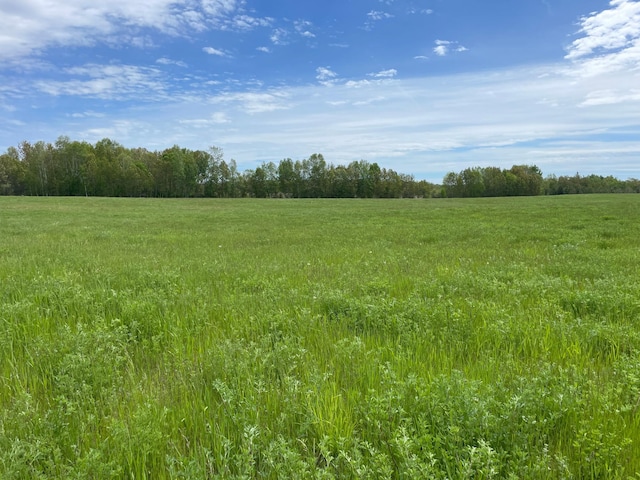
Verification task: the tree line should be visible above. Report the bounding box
[442,165,640,197]
[1,137,638,198]
[0,137,435,198]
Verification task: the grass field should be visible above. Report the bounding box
[1,195,640,478]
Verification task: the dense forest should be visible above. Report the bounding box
[442,166,640,197]
[0,137,433,198]
[1,137,638,198]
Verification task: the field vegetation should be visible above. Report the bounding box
[1,195,639,478]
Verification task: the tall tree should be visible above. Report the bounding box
[0,147,25,195]
[277,158,296,197]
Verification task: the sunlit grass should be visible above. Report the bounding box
[1,195,639,478]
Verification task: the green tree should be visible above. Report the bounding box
[227,159,241,197]
[56,137,95,196]
[277,158,297,197]
[204,146,225,197]
[153,146,188,197]
[482,167,507,197]
[21,140,55,196]
[443,171,463,198]
[307,153,327,197]
[248,167,267,197]
[461,167,485,197]
[509,165,543,196]
[262,161,279,197]
[0,147,25,195]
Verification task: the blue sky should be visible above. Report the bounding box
[1,0,639,181]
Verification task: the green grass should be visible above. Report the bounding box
[1,195,640,478]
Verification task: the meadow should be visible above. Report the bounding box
[1,195,639,478]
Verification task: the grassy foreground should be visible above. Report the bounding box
[1,195,639,478]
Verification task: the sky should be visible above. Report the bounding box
[1,0,639,182]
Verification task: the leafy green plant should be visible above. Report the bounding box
[1,195,639,478]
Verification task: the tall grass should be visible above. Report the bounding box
[1,195,639,478]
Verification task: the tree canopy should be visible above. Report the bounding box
[0,137,434,198]
[1,137,638,198]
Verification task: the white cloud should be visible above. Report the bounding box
[210,91,291,114]
[211,111,230,123]
[79,119,152,143]
[565,0,640,77]
[566,0,640,59]
[2,1,639,182]
[200,0,238,17]
[156,57,188,68]
[345,79,371,88]
[408,8,433,14]
[68,111,106,118]
[316,66,338,86]
[203,47,228,57]
[433,40,468,56]
[225,14,273,31]
[368,69,398,78]
[580,89,640,106]
[433,45,448,56]
[0,0,245,61]
[353,96,386,106]
[270,28,289,45]
[367,10,394,21]
[294,19,316,38]
[34,64,167,99]
[8,57,639,181]
[179,111,230,126]
[268,20,316,47]
[256,46,271,53]
[160,63,639,179]
[365,9,393,29]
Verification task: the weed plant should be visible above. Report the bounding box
[1,195,639,478]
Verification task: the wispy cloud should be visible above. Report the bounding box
[565,0,640,77]
[365,10,394,29]
[0,0,245,62]
[179,112,230,125]
[565,0,640,59]
[156,57,188,68]
[68,111,106,118]
[367,10,394,21]
[203,47,229,57]
[316,66,339,86]
[270,27,289,45]
[143,62,640,178]
[368,69,398,78]
[34,64,167,100]
[2,0,639,183]
[210,91,292,114]
[224,14,273,30]
[433,40,468,56]
[294,20,316,38]
[580,89,640,106]
[12,55,639,181]
[408,8,433,15]
[269,19,317,47]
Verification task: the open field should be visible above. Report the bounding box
[1,195,640,478]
